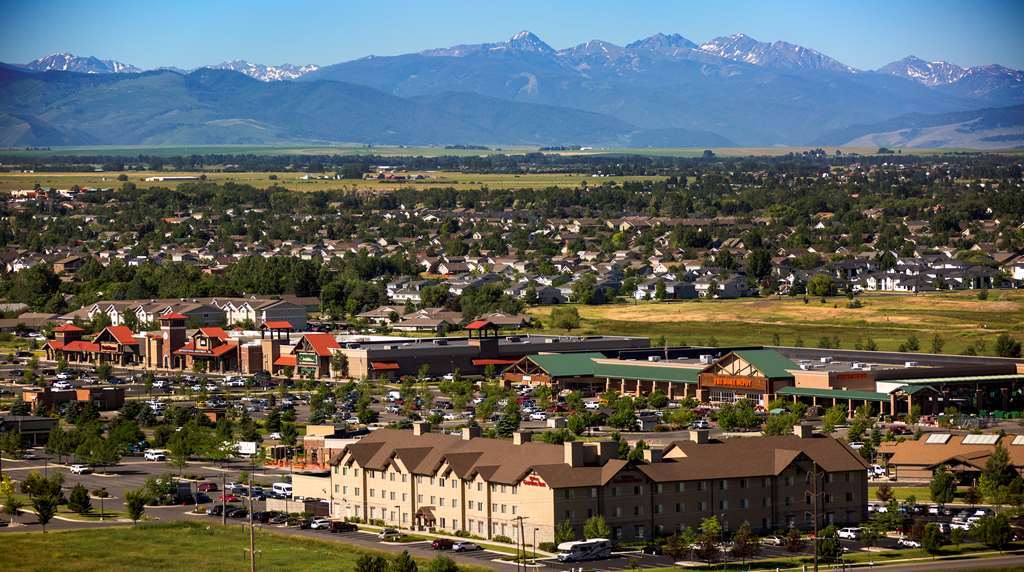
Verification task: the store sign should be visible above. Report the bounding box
[297,353,319,366]
[522,473,546,487]
[699,373,768,392]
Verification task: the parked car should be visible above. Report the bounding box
[329,521,358,533]
[378,528,401,540]
[310,517,332,530]
[837,527,862,540]
[226,507,248,518]
[529,412,548,421]
[217,494,240,502]
[431,538,454,550]
[269,513,290,525]
[640,543,662,555]
[251,511,274,523]
[897,537,921,548]
[452,541,481,552]
[848,441,865,450]
[197,482,218,493]
[70,464,91,475]
[205,505,224,517]
[761,535,784,547]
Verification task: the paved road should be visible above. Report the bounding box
[864,553,1024,571]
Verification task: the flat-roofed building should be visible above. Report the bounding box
[327,423,867,544]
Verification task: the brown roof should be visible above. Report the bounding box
[881,434,1023,469]
[638,435,869,482]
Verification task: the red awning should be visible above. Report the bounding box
[464,320,494,330]
[274,355,297,367]
[261,320,294,330]
[370,361,401,371]
[471,358,518,366]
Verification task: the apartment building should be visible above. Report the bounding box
[326,423,868,545]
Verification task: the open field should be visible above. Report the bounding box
[0,522,491,572]
[528,290,1024,354]
[0,170,665,192]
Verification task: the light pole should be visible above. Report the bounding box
[533,527,538,561]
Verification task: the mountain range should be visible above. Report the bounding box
[3,32,1023,147]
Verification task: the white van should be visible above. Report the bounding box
[272,482,293,498]
[144,449,168,461]
[556,539,612,562]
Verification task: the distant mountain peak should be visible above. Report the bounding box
[878,55,966,86]
[204,60,319,81]
[625,33,698,54]
[698,33,856,73]
[501,30,555,54]
[421,30,555,58]
[25,52,140,74]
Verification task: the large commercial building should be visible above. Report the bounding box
[324,424,867,544]
[878,433,1024,482]
[504,346,1024,417]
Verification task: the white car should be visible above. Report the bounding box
[144,449,168,461]
[897,537,921,548]
[70,464,91,474]
[837,527,862,540]
[848,441,865,450]
[529,412,548,421]
[761,535,784,547]
[869,464,886,477]
[443,413,459,421]
[453,541,481,552]
[55,372,76,381]
[584,401,601,410]
[309,517,332,530]
[268,432,282,440]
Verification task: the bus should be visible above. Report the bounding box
[555,539,613,562]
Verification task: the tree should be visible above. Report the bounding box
[8,397,30,416]
[3,493,24,524]
[763,413,800,436]
[921,523,944,556]
[994,334,1022,358]
[68,483,92,515]
[31,494,58,532]
[807,274,835,297]
[899,334,920,353]
[96,363,113,381]
[495,400,522,438]
[664,529,695,560]
[693,534,720,564]
[75,434,121,469]
[554,518,576,543]
[929,334,945,354]
[979,443,1016,505]
[731,521,760,564]
[963,485,982,506]
[125,488,148,525]
[331,352,349,379]
[281,422,298,447]
[785,527,803,552]
[550,306,581,332]
[973,513,1011,550]
[875,483,894,503]
[929,465,957,506]
[388,550,418,572]
[816,525,843,563]
[583,515,611,540]
[822,404,847,433]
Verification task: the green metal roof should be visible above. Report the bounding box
[899,374,1024,385]
[526,352,603,377]
[733,349,798,379]
[593,362,700,384]
[776,386,890,402]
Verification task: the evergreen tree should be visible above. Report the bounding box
[68,483,92,514]
[495,400,521,438]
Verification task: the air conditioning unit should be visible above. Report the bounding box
[648,356,661,362]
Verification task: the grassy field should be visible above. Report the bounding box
[0,522,491,572]
[528,290,1024,354]
[0,170,665,192]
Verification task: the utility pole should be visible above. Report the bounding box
[810,461,820,572]
[221,474,227,526]
[248,454,256,572]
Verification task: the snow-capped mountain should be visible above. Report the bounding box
[877,56,966,86]
[24,52,140,74]
[625,33,698,56]
[421,30,556,57]
[698,33,857,73]
[204,60,319,81]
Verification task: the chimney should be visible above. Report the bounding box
[564,441,583,467]
[594,441,618,464]
[512,431,533,445]
[641,447,663,464]
[412,421,431,436]
[794,424,813,438]
[690,429,709,444]
[462,426,482,441]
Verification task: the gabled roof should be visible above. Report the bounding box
[99,325,139,345]
[296,333,341,357]
[261,320,294,330]
[730,349,798,379]
[159,312,188,320]
[526,352,604,377]
[198,327,229,340]
[53,324,84,333]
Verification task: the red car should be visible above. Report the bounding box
[216,494,239,502]
[431,538,454,550]
[198,482,219,492]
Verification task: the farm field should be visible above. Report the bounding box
[528,290,1024,355]
[0,522,490,572]
[0,170,665,192]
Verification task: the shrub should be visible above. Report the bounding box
[493,534,513,544]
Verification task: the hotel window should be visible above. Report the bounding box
[440,497,445,506]
[719,499,728,510]
[846,492,853,502]
[697,481,706,492]
[740,498,749,509]
[845,473,851,483]
[591,487,598,498]
[511,485,516,494]
[390,472,395,482]
[354,469,359,477]
[390,492,395,501]
[430,496,435,504]
[786,476,794,486]
[806,494,812,505]
[698,501,706,512]
[440,478,446,487]
[720,480,728,490]
[511,505,516,515]
[501,485,507,493]
[785,496,792,507]
[656,484,664,494]
[763,478,770,488]
[501,504,506,513]
[611,487,618,497]
[565,510,571,519]
[334,485,339,493]
[676,483,685,493]
[492,503,497,512]
[417,494,423,503]
[587,508,593,518]
[342,467,347,476]
[675,503,683,513]
[633,486,641,496]
[477,483,483,491]
[655,504,663,514]
[402,493,407,501]
[369,489,375,498]
[564,490,571,499]
[402,474,407,483]
[614,507,622,517]
[634,506,641,516]
[762,497,770,507]
[740,479,747,489]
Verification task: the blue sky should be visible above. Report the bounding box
[2,0,1022,70]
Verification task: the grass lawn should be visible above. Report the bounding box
[643,542,1022,571]
[0,522,492,572]
[876,485,978,503]
[528,290,1024,355]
